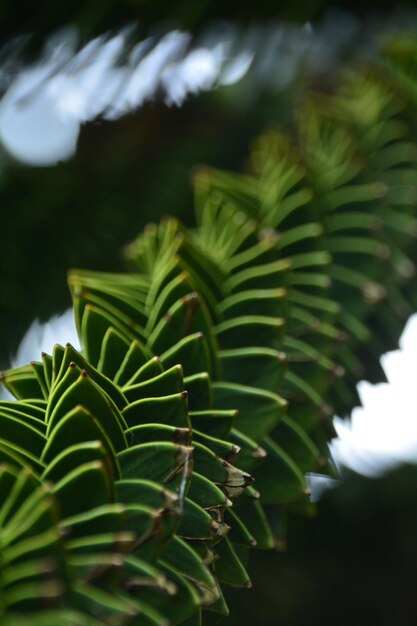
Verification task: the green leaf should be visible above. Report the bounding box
[215,315,285,350]
[51,461,113,518]
[113,339,150,386]
[122,392,189,429]
[148,293,219,379]
[233,499,274,550]
[122,355,163,388]
[253,436,307,505]
[0,412,46,457]
[46,371,127,452]
[42,406,119,467]
[56,343,127,410]
[214,537,251,588]
[42,440,119,483]
[0,366,43,401]
[161,536,219,606]
[160,332,211,378]
[219,347,286,392]
[212,382,287,442]
[117,442,193,495]
[123,365,184,403]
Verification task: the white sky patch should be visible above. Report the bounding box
[0,28,249,165]
[0,68,80,165]
[330,313,417,478]
[161,44,224,106]
[111,31,190,115]
[0,309,79,400]
[219,51,254,86]
[306,472,338,502]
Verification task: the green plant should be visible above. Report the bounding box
[2,32,417,626]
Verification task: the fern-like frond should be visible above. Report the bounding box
[3,29,417,626]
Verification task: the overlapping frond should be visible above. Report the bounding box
[2,31,417,626]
